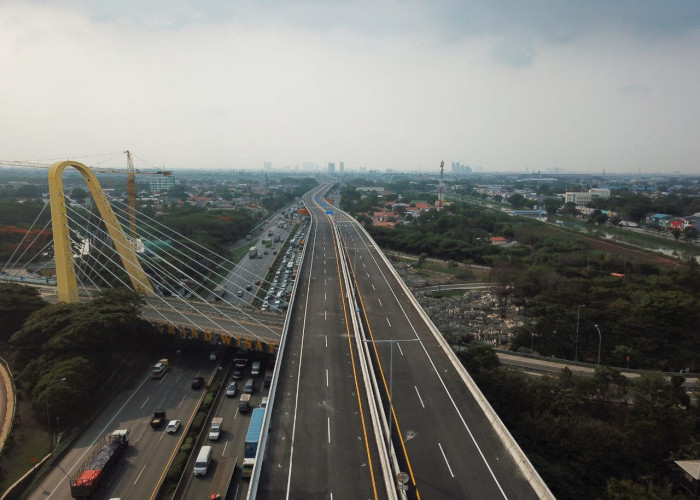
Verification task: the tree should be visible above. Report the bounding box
[71,187,88,203]
[544,197,563,215]
[560,202,580,217]
[0,284,47,342]
[507,193,526,208]
[682,226,697,242]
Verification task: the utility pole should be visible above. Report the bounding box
[575,304,585,362]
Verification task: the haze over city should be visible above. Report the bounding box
[1,0,699,174]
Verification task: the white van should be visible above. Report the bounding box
[193,445,212,475]
[251,361,261,376]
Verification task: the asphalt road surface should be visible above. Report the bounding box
[335,209,540,500]
[257,187,386,500]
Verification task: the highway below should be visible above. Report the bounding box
[25,348,218,500]
[256,187,387,500]
[334,208,543,499]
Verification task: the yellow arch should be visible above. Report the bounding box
[49,160,155,303]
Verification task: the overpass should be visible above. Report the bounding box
[3,163,552,499]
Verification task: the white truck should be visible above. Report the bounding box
[249,246,257,259]
[209,417,223,441]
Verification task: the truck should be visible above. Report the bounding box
[249,246,257,259]
[262,238,272,248]
[274,234,280,242]
[209,417,223,441]
[242,408,265,479]
[70,429,130,498]
[246,234,252,241]
[267,229,273,237]
[151,410,166,428]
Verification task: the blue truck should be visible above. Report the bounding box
[242,408,265,478]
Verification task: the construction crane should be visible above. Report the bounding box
[0,155,172,241]
[437,160,445,209]
[124,150,137,240]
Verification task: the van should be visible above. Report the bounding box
[263,369,273,388]
[193,446,212,475]
[244,378,255,394]
[260,396,269,408]
[251,361,261,376]
[239,393,251,413]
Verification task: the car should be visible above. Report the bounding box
[151,359,169,378]
[209,352,217,361]
[246,284,252,291]
[166,420,181,433]
[255,280,261,285]
[225,381,238,397]
[232,369,244,380]
[272,250,277,255]
[191,376,205,389]
[237,290,243,297]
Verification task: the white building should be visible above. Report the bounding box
[565,188,611,204]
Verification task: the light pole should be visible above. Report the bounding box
[575,304,585,362]
[363,338,420,458]
[594,324,602,366]
[45,377,66,453]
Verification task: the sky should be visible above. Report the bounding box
[1,0,700,174]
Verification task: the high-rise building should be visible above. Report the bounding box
[328,162,336,174]
[264,161,272,170]
[149,175,175,193]
[451,162,472,174]
[339,162,344,174]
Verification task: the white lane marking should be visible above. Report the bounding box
[325,334,327,347]
[378,298,382,307]
[328,417,331,443]
[363,262,366,267]
[438,442,455,478]
[366,272,370,278]
[324,292,326,301]
[326,369,329,387]
[371,283,375,290]
[140,397,150,409]
[134,464,146,484]
[344,221,510,499]
[415,386,425,408]
[386,317,391,327]
[285,213,320,500]
[324,310,327,320]
[397,343,404,356]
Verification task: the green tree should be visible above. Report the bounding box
[71,187,88,203]
[0,284,47,342]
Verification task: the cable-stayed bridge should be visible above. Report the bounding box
[1,160,285,354]
[3,161,553,499]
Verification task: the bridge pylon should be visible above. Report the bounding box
[48,160,155,303]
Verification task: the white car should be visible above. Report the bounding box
[166,420,181,433]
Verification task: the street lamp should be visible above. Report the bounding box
[594,324,602,366]
[574,304,585,362]
[363,338,420,460]
[45,377,67,453]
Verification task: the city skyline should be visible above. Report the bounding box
[1,1,699,174]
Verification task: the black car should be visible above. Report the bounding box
[191,376,205,389]
[231,370,244,380]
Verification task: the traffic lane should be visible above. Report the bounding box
[104,357,219,499]
[25,352,212,500]
[184,380,270,500]
[257,214,323,499]
[348,230,539,499]
[288,230,379,499]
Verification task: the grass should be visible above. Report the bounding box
[0,398,50,493]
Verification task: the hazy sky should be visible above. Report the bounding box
[1,1,700,174]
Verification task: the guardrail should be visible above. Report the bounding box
[247,191,315,499]
[345,208,556,500]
